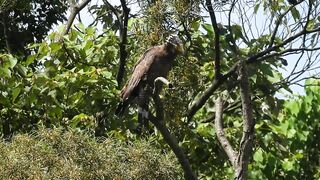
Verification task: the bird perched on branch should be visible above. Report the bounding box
[115,35,184,133]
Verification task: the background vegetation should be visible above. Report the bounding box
[0,127,182,179]
[0,0,319,179]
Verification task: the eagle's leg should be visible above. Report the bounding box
[136,105,150,134]
[136,83,151,135]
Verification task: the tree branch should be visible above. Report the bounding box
[227,0,238,52]
[268,4,296,48]
[214,97,237,168]
[206,0,221,79]
[235,60,255,180]
[62,0,92,36]
[116,0,130,87]
[151,77,197,180]
[186,66,231,119]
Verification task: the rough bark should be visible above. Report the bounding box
[235,61,255,180]
[116,0,130,87]
[214,97,237,168]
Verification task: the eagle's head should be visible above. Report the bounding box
[166,35,184,54]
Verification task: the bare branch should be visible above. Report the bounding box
[214,97,237,168]
[268,5,296,48]
[227,0,238,52]
[206,0,221,79]
[187,75,227,119]
[149,114,197,180]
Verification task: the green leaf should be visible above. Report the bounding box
[9,56,18,68]
[26,54,36,65]
[282,159,294,171]
[50,43,62,53]
[254,3,260,14]
[202,23,214,35]
[86,26,95,36]
[291,7,300,21]
[70,113,86,128]
[12,87,21,103]
[287,128,296,138]
[196,123,215,138]
[101,71,112,78]
[260,63,274,77]
[254,148,264,162]
[279,121,289,135]
[306,19,315,30]
[190,20,200,30]
[231,24,243,40]
[0,67,11,77]
[286,101,300,116]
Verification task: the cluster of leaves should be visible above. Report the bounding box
[0,25,123,137]
[251,79,320,179]
[0,127,183,179]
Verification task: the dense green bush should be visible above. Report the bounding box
[0,128,182,179]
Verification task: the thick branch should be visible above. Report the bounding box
[62,0,92,36]
[235,61,255,180]
[116,0,130,87]
[214,97,237,167]
[151,77,197,180]
[206,0,221,79]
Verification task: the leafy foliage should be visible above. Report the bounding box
[1,0,320,179]
[0,127,182,179]
[251,79,320,179]
[0,25,123,137]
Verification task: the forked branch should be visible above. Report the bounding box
[63,0,92,36]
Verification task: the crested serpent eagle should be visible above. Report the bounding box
[115,35,184,132]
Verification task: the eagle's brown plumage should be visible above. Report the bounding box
[115,35,183,117]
